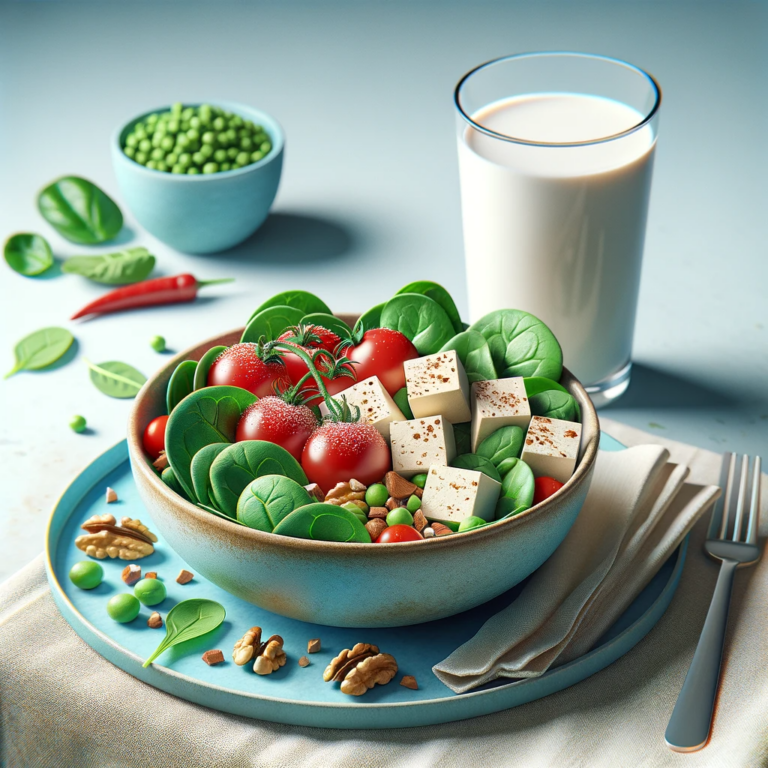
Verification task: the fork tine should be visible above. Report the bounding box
[732,455,750,541]
[718,453,738,540]
[746,456,762,546]
[711,452,734,539]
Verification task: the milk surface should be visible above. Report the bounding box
[458,93,657,386]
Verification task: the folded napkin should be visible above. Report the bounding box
[433,445,721,693]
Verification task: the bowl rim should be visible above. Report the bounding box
[127,326,600,554]
[111,100,285,181]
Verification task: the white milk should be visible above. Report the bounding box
[458,93,657,387]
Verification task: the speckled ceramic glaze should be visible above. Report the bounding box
[127,318,600,627]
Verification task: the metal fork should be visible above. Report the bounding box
[665,453,762,752]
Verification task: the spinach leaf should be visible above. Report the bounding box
[396,281,463,334]
[470,309,562,380]
[86,359,146,398]
[209,440,308,518]
[4,233,54,276]
[241,305,304,343]
[38,176,123,245]
[393,387,413,420]
[301,313,351,339]
[143,598,226,668]
[355,303,384,333]
[165,385,257,499]
[450,453,502,482]
[194,345,227,390]
[496,458,535,518]
[439,330,497,383]
[190,443,230,507]
[166,360,197,414]
[251,290,331,321]
[273,503,371,542]
[476,426,524,470]
[237,475,312,531]
[61,247,155,285]
[530,390,580,422]
[453,422,472,455]
[379,293,455,355]
[523,376,569,398]
[5,327,74,378]
[161,466,190,500]
[198,502,249,526]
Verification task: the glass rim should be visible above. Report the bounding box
[454,51,662,147]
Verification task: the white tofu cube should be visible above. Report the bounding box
[404,350,472,424]
[390,416,457,477]
[470,377,531,451]
[520,415,582,483]
[421,465,501,525]
[320,375,404,441]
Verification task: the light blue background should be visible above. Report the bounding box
[0,0,766,582]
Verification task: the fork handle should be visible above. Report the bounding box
[665,558,738,752]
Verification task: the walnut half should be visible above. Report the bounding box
[75,514,157,560]
[323,643,398,696]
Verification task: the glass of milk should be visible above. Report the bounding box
[455,52,661,406]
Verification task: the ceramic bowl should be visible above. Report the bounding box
[111,101,284,254]
[127,319,600,627]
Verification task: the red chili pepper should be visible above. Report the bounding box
[71,274,233,319]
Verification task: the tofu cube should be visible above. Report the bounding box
[470,377,531,451]
[404,350,472,424]
[319,375,404,441]
[420,465,501,525]
[390,416,457,477]
[520,415,582,483]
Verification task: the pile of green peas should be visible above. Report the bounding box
[122,102,273,175]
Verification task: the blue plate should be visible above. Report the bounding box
[45,434,686,729]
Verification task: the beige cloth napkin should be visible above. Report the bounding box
[434,445,720,692]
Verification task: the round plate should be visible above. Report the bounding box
[45,434,686,729]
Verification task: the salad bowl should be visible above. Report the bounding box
[127,316,600,628]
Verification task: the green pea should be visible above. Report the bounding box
[134,122,146,134]
[124,147,136,159]
[171,101,183,115]
[186,128,199,142]
[181,107,194,120]
[161,136,174,151]
[176,134,190,149]
[250,151,264,162]
[244,120,255,130]
[412,473,428,489]
[226,128,237,142]
[189,116,201,129]
[229,163,240,170]
[260,141,272,153]
[213,116,226,131]
[191,152,204,165]
[139,139,151,152]
[365,483,388,507]
[151,133,162,148]
[386,508,414,527]
[253,124,264,133]
[406,494,422,512]
[178,152,192,166]
[187,167,200,175]
[227,147,238,159]
[156,161,168,172]
[236,151,250,166]
[202,162,219,174]
[150,147,165,160]
[125,134,138,148]
[107,593,140,623]
[458,516,487,532]
[220,162,231,171]
[240,136,253,151]
[217,132,230,146]
[168,119,180,133]
[68,560,103,589]
[202,131,216,145]
[171,164,184,174]
[146,113,158,124]
[134,151,148,164]
[166,152,178,165]
[199,143,213,159]
[146,160,157,170]
[230,115,243,128]
[214,149,227,163]
[134,577,167,606]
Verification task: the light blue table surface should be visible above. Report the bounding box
[0,0,765,583]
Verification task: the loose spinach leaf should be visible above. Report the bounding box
[476,426,524,469]
[470,309,563,380]
[450,453,502,482]
[210,440,308,518]
[453,422,472,455]
[4,233,54,276]
[251,290,331,321]
[241,305,305,343]
[393,387,413,420]
[165,385,258,500]
[161,466,190,500]
[62,247,155,285]
[237,475,312,531]
[523,376,569,398]
[86,359,146,398]
[143,599,226,667]
[379,293,455,355]
[301,313,351,339]
[166,360,197,414]
[38,176,123,245]
[439,330,497,383]
[194,345,227,390]
[496,458,535,518]
[530,390,580,422]
[355,303,384,333]
[5,327,74,378]
[190,443,230,507]
[396,281,463,334]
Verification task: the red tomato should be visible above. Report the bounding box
[346,328,419,396]
[375,525,424,543]
[278,325,341,355]
[301,421,390,493]
[207,343,290,397]
[533,476,565,505]
[236,397,318,461]
[143,415,169,459]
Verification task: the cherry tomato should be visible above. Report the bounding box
[236,397,318,461]
[301,421,390,493]
[375,524,424,543]
[346,328,419,396]
[207,343,290,397]
[533,476,565,505]
[143,415,169,459]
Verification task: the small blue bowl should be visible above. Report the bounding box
[111,102,284,254]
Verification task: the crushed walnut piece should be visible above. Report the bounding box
[202,649,225,666]
[145,572,157,579]
[307,638,321,654]
[324,480,367,507]
[298,656,310,668]
[400,675,418,690]
[147,612,163,629]
[384,471,418,500]
[121,564,141,585]
[304,483,325,503]
[105,487,118,504]
[152,452,170,472]
[365,519,387,541]
[176,569,194,584]
[368,507,388,519]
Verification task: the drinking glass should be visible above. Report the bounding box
[454,52,661,406]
